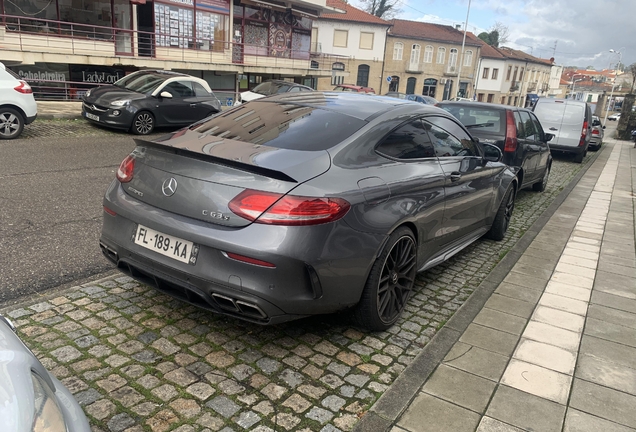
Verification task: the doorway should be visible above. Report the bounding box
[137,1,154,57]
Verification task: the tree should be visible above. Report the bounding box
[478,22,509,47]
[360,0,400,19]
[628,63,636,93]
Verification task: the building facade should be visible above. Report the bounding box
[311,0,389,92]
[0,0,343,102]
[382,20,482,99]
[473,43,553,107]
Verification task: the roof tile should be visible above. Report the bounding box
[321,0,390,25]
[388,20,482,46]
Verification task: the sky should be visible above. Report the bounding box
[353,0,636,70]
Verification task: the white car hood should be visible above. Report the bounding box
[240,91,266,103]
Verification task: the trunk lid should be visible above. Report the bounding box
[124,138,331,228]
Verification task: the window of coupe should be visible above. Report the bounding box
[162,80,195,98]
[252,81,289,96]
[192,82,211,97]
[191,101,366,151]
[425,117,477,157]
[376,120,436,160]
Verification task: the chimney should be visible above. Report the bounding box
[455,24,461,30]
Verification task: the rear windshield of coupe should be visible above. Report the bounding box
[190,100,367,151]
[440,105,505,135]
[252,81,290,95]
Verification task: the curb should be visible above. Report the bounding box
[353,147,606,431]
[36,114,84,120]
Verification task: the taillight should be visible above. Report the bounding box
[229,189,350,225]
[116,155,135,183]
[504,110,518,152]
[14,81,32,94]
[579,120,588,146]
[103,206,117,216]
[592,129,599,135]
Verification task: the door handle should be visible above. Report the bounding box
[549,127,558,131]
[450,172,462,182]
[190,103,197,107]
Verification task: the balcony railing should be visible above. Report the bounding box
[527,81,537,92]
[0,14,318,69]
[510,81,519,92]
[444,65,458,76]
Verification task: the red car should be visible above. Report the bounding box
[333,84,375,94]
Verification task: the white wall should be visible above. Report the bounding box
[314,20,387,61]
[476,58,504,92]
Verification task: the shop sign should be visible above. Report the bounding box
[195,0,229,14]
[164,0,194,7]
[9,63,69,84]
[70,65,125,84]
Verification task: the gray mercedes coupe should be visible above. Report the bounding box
[100,92,517,331]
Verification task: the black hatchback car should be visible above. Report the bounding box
[82,70,222,135]
[437,101,553,192]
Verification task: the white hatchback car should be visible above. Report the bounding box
[0,62,37,139]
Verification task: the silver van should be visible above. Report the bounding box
[532,98,592,163]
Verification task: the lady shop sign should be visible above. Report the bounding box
[70,65,125,84]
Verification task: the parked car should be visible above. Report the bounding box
[437,101,553,192]
[235,80,313,105]
[100,92,517,331]
[449,97,472,102]
[82,70,222,135]
[532,98,592,163]
[0,314,91,432]
[333,84,375,93]
[0,62,37,140]
[608,113,620,121]
[589,115,605,151]
[384,91,408,99]
[407,94,438,105]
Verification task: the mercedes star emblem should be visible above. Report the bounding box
[162,178,178,196]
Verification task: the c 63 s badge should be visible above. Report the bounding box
[202,210,230,221]
[127,186,144,197]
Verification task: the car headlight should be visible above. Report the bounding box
[85,89,92,98]
[110,99,130,107]
[31,373,66,432]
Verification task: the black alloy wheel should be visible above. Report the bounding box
[131,111,155,135]
[354,227,417,331]
[486,186,515,240]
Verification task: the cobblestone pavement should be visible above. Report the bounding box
[2,152,596,432]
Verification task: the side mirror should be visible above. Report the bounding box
[482,143,503,163]
[160,91,173,99]
[545,133,554,142]
[602,126,606,129]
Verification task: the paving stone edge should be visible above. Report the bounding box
[353,148,605,432]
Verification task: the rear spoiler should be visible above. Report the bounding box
[133,138,298,183]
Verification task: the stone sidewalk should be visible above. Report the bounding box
[38,100,83,119]
[357,138,636,431]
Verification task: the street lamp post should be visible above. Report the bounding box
[603,49,623,126]
[456,0,472,98]
[570,76,585,99]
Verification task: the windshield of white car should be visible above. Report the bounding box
[114,73,166,94]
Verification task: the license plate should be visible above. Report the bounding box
[85,112,99,121]
[133,225,198,265]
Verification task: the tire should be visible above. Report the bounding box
[573,150,585,164]
[353,227,417,331]
[532,165,550,192]
[0,108,25,140]
[131,111,155,135]
[486,186,515,241]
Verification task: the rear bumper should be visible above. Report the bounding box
[100,181,383,324]
[25,114,37,125]
[549,143,586,155]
